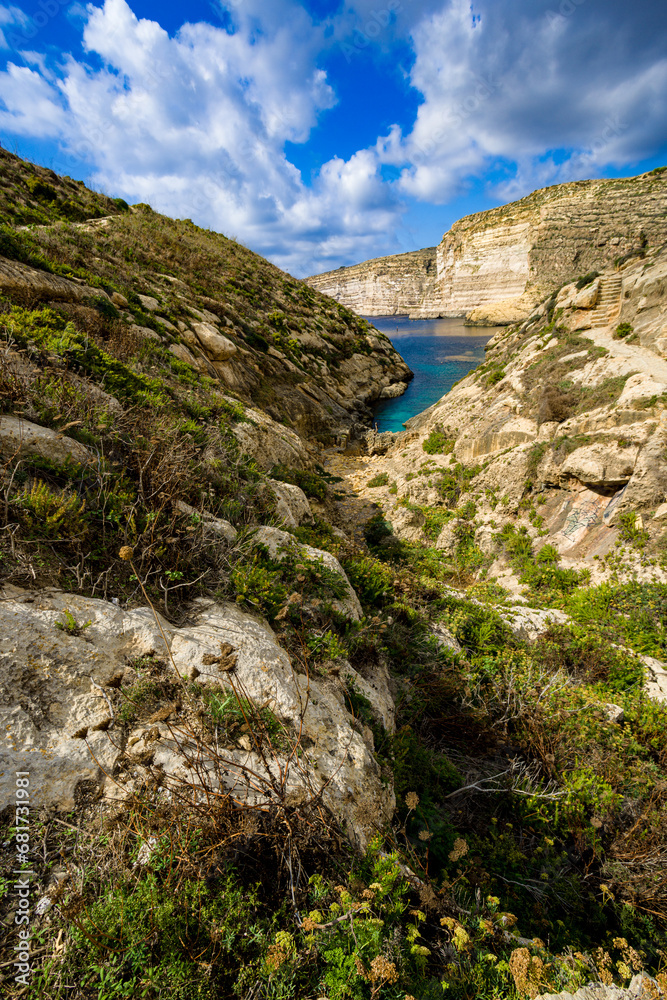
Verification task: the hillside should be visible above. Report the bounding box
[307,168,667,324]
[2,152,667,1000]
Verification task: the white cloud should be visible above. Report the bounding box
[0,0,665,274]
[386,0,667,202]
[0,0,402,274]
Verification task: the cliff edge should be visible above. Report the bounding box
[307,168,667,324]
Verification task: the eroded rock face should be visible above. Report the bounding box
[0,589,394,848]
[307,171,667,323]
[306,248,439,318]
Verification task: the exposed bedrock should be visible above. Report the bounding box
[307,170,667,324]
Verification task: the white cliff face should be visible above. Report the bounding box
[437,219,532,317]
[307,170,667,325]
[306,248,438,317]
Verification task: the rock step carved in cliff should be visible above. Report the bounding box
[590,274,623,327]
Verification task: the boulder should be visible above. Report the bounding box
[0,589,393,848]
[536,974,663,999]
[572,278,601,310]
[601,702,625,724]
[391,506,426,543]
[378,382,408,400]
[432,624,462,654]
[435,520,459,555]
[0,415,93,466]
[174,500,237,545]
[130,323,161,342]
[193,322,237,361]
[252,526,362,621]
[111,291,129,308]
[499,606,569,642]
[229,404,310,471]
[169,343,198,366]
[137,294,159,312]
[0,256,108,304]
[267,479,313,528]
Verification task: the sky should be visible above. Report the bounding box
[0,0,666,277]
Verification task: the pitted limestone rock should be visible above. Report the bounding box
[0,589,394,848]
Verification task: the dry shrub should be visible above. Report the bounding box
[509,947,552,998]
[538,385,576,425]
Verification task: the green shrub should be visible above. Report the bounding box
[15,480,88,540]
[366,471,389,488]
[576,270,599,290]
[27,175,58,202]
[422,429,455,455]
[342,555,394,609]
[271,464,329,500]
[364,513,394,549]
[615,322,635,339]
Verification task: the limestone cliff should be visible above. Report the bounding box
[307,168,667,324]
[305,246,438,317]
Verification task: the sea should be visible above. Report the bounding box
[367,315,500,433]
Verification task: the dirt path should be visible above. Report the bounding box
[586,325,667,383]
[322,450,384,545]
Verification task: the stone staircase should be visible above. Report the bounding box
[590,273,623,327]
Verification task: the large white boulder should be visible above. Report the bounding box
[0,589,394,848]
[192,322,237,360]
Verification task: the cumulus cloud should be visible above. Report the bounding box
[387,0,667,202]
[0,0,665,273]
[0,0,402,274]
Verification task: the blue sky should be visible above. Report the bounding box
[0,0,666,276]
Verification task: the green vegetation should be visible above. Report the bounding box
[3,151,667,1000]
[367,471,390,487]
[422,428,456,455]
[576,270,600,289]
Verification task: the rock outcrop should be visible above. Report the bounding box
[340,242,667,590]
[307,169,667,323]
[0,586,393,849]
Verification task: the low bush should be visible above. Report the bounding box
[422,428,455,455]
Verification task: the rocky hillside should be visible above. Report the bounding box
[307,168,667,324]
[0,148,411,459]
[2,152,667,1000]
[349,241,667,590]
[306,246,438,317]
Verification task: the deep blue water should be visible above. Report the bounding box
[368,316,497,433]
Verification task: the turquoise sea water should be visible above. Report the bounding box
[368,316,498,433]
